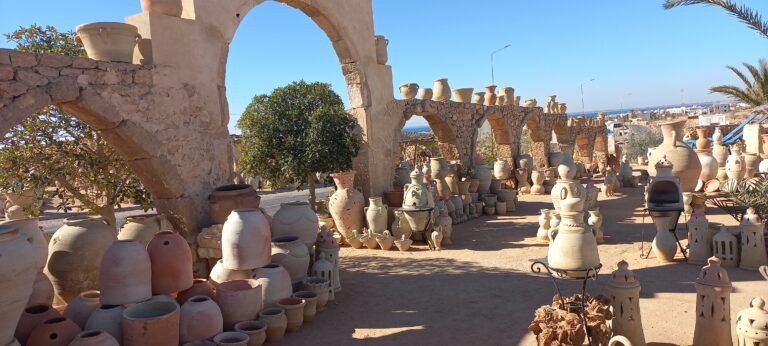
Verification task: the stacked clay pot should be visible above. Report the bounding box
[85,304,124,342]
[215,279,262,330]
[45,216,116,303]
[28,272,55,308]
[0,224,38,346]
[270,201,319,250]
[328,171,365,240]
[14,304,60,344]
[252,264,292,308]
[209,260,253,286]
[209,184,262,224]
[147,231,193,294]
[69,330,120,346]
[271,236,310,284]
[64,290,101,329]
[117,213,165,247]
[180,296,223,344]
[27,316,81,346]
[122,300,180,346]
[100,240,152,305]
[222,209,272,271]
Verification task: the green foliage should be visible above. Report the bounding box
[709,59,768,106]
[736,176,768,219]
[664,0,768,39]
[624,126,663,162]
[237,81,361,192]
[1,25,151,225]
[476,131,495,166]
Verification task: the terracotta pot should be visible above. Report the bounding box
[208,260,253,286]
[84,304,124,343]
[208,184,261,224]
[234,320,267,346]
[647,119,702,192]
[399,83,419,99]
[177,278,215,304]
[451,88,474,103]
[744,153,761,179]
[484,85,497,106]
[27,317,81,346]
[180,296,223,344]
[14,304,60,345]
[28,272,55,308]
[69,330,119,346]
[474,165,493,195]
[301,277,330,311]
[122,301,180,346]
[0,218,47,271]
[46,216,115,303]
[117,213,164,247]
[472,92,486,104]
[64,290,101,329]
[432,79,451,101]
[270,202,319,250]
[328,171,365,239]
[147,231,194,294]
[222,208,271,270]
[270,236,310,284]
[292,291,318,323]
[696,127,711,150]
[498,87,514,105]
[252,264,292,308]
[258,308,287,342]
[276,298,305,333]
[75,22,139,63]
[696,149,718,182]
[417,88,433,100]
[215,279,262,330]
[140,0,183,16]
[100,240,152,305]
[374,35,388,65]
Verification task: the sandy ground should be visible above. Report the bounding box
[277,177,766,346]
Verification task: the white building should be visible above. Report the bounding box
[699,114,727,126]
[710,103,731,114]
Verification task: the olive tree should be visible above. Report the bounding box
[1,25,152,225]
[237,81,361,209]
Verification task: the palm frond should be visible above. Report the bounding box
[710,85,762,106]
[663,0,768,39]
[725,64,754,90]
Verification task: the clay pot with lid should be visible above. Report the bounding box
[222,208,272,270]
[180,296,223,344]
[140,0,183,17]
[122,301,180,346]
[234,320,267,346]
[117,213,164,247]
[27,316,81,346]
[215,279,263,330]
[84,304,124,343]
[277,298,306,332]
[177,278,215,304]
[14,304,60,345]
[209,184,261,224]
[252,264,292,308]
[45,216,115,303]
[1,217,47,271]
[75,22,140,63]
[64,290,101,329]
[258,308,287,342]
[100,240,152,305]
[147,231,194,294]
[647,118,702,192]
[0,224,41,346]
[270,201,319,249]
[69,330,119,346]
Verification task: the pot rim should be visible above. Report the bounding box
[260,307,285,316]
[234,320,268,333]
[271,235,300,244]
[76,22,138,33]
[0,224,19,241]
[123,301,179,320]
[277,297,306,307]
[213,331,249,343]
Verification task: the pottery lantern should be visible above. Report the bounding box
[740,208,767,270]
[647,118,702,192]
[317,234,342,293]
[687,207,712,265]
[713,227,739,268]
[693,257,733,346]
[736,297,768,345]
[606,260,646,346]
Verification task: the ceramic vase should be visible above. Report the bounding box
[374,35,388,65]
[176,278,215,304]
[234,320,267,346]
[276,298,305,333]
[530,170,545,195]
[28,272,55,308]
[696,127,711,150]
[365,197,388,234]
[474,165,493,195]
[258,308,287,342]
[117,213,164,247]
[329,171,365,240]
[215,279,262,330]
[270,202,319,250]
[0,218,47,271]
[148,231,194,294]
[484,85,497,106]
[515,169,531,194]
[546,197,600,278]
[271,236,310,284]
[744,153,761,179]
[180,296,224,344]
[494,159,511,180]
[451,88,473,103]
[84,304,124,343]
[726,147,745,187]
[647,119,702,192]
[292,291,318,323]
[208,184,261,224]
[69,330,120,346]
[209,260,253,286]
[430,158,450,200]
[696,149,718,183]
[64,291,101,329]
[472,92,485,104]
[536,209,551,242]
[222,208,271,270]
[418,88,433,100]
[252,264,292,308]
[587,209,604,244]
[46,216,115,303]
[76,22,139,63]
[99,240,152,305]
[651,216,677,262]
[302,277,330,312]
[26,317,81,346]
[14,304,60,345]
[122,301,180,346]
[140,0,183,16]
[399,83,419,99]
[432,79,451,101]
[713,144,728,168]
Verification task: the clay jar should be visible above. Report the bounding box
[122,301,180,346]
[85,304,124,343]
[484,85,497,106]
[365,197,388,234]
[176,278,215,304]
[69,330,119,346]
[328,171,365,240]
[302,277,330,311]
[277,298,306,332]
[451,88,474,103]
[100,240,152,305]
[252,264,292,308]
[46,216,116,303]
[258,308,287,342]
[222,208,272,270]
[75,22,140,63]
[147,231,194,294]
[292,291,318,322]
[647,118,702,192]
[374,35,388,65]
[216,279,262,330]
[494,159,512,180]
[432,78,451,101]
[744,153,761,179]
[180,296,224,344]
[1,217,47,271]
[213,331,249,346]
[117,213,164,247]
[474,164,493,195]
[430,157,451,200]
[271,236,310,284]
[399,83,419,99]
[234,320,267,346]
[64,291,101,329]
[208,184,261,224]
[696,127,711,150]
[696,149,718,183]
[0,225,40,346]
[15,304,60,345]
[270,201,319,249]
[208,260,253,286]
[547,199,601,278]
[26,317,81,346]
[28,272,55,308]
[141,0,183,16]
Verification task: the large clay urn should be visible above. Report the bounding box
[180,296,223,343]
[75,22,139,63]
[100,240,152,305]
[403,170,434,208]
[374,35,388,65]
[484,85,497,106]
[0,217,47,271]
[474,165,493,195]
[493,159,512,180]
[117,213,164,247]
[365,197,388,234]
[122,301,180,346]
[451,88,474,103]
[208,184,261,224]
[46,216,115,303]
[328,176,364,241]
[647,118,701,192]
[270,236,310,284]
[140,0,183,16]
[696,127,711,150]
[221,208,272,270]
[696,149,718,183]
[432,79,451,101]
[26,316,81,346]
[252,264,292,308]
[147,231,194,294]
[546,196,600,278]
[270,201,319,250]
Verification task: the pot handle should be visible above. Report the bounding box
[608,335,633,346]
[548,227,558,242]
[135,33,143,43]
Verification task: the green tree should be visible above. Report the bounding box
[709,59,768,106]
[237,81,361,209]
[1,25,152,225]
[663,0,768,38]
[624,125,663,162]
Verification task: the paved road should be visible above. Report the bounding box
[38,186,333,234]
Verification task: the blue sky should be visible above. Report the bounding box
[2,1,767,132]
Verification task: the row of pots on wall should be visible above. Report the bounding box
[398,81,520,107]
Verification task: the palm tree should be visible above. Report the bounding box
[663,0,768,38]
[710,59,768,106]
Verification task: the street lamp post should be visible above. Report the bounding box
[580,78,595,114]
[491,44,511,85]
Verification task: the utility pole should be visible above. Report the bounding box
[581,78,596,114]
[490,44,511,85]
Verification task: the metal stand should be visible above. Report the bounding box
[395,207,434,245]
[530,258,602,346]
[641,208,688,261]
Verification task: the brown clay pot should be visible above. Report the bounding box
[28,272,55,308]
[122,301,180,346]
[215,279,263,330]
[208,184,261,224]
[63,291,101,329]
[99,240,152,305]
[276,298,305,332]
[69,330,120,346]
[26,317,81,346]
[176,278,215,304]
[234,320,267,346]
[180,296,223,344]
[696,127,711,150]
[14,304,61,345]
[140,0,183,17]
[484,85,497,106]
[147,231,193,294]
